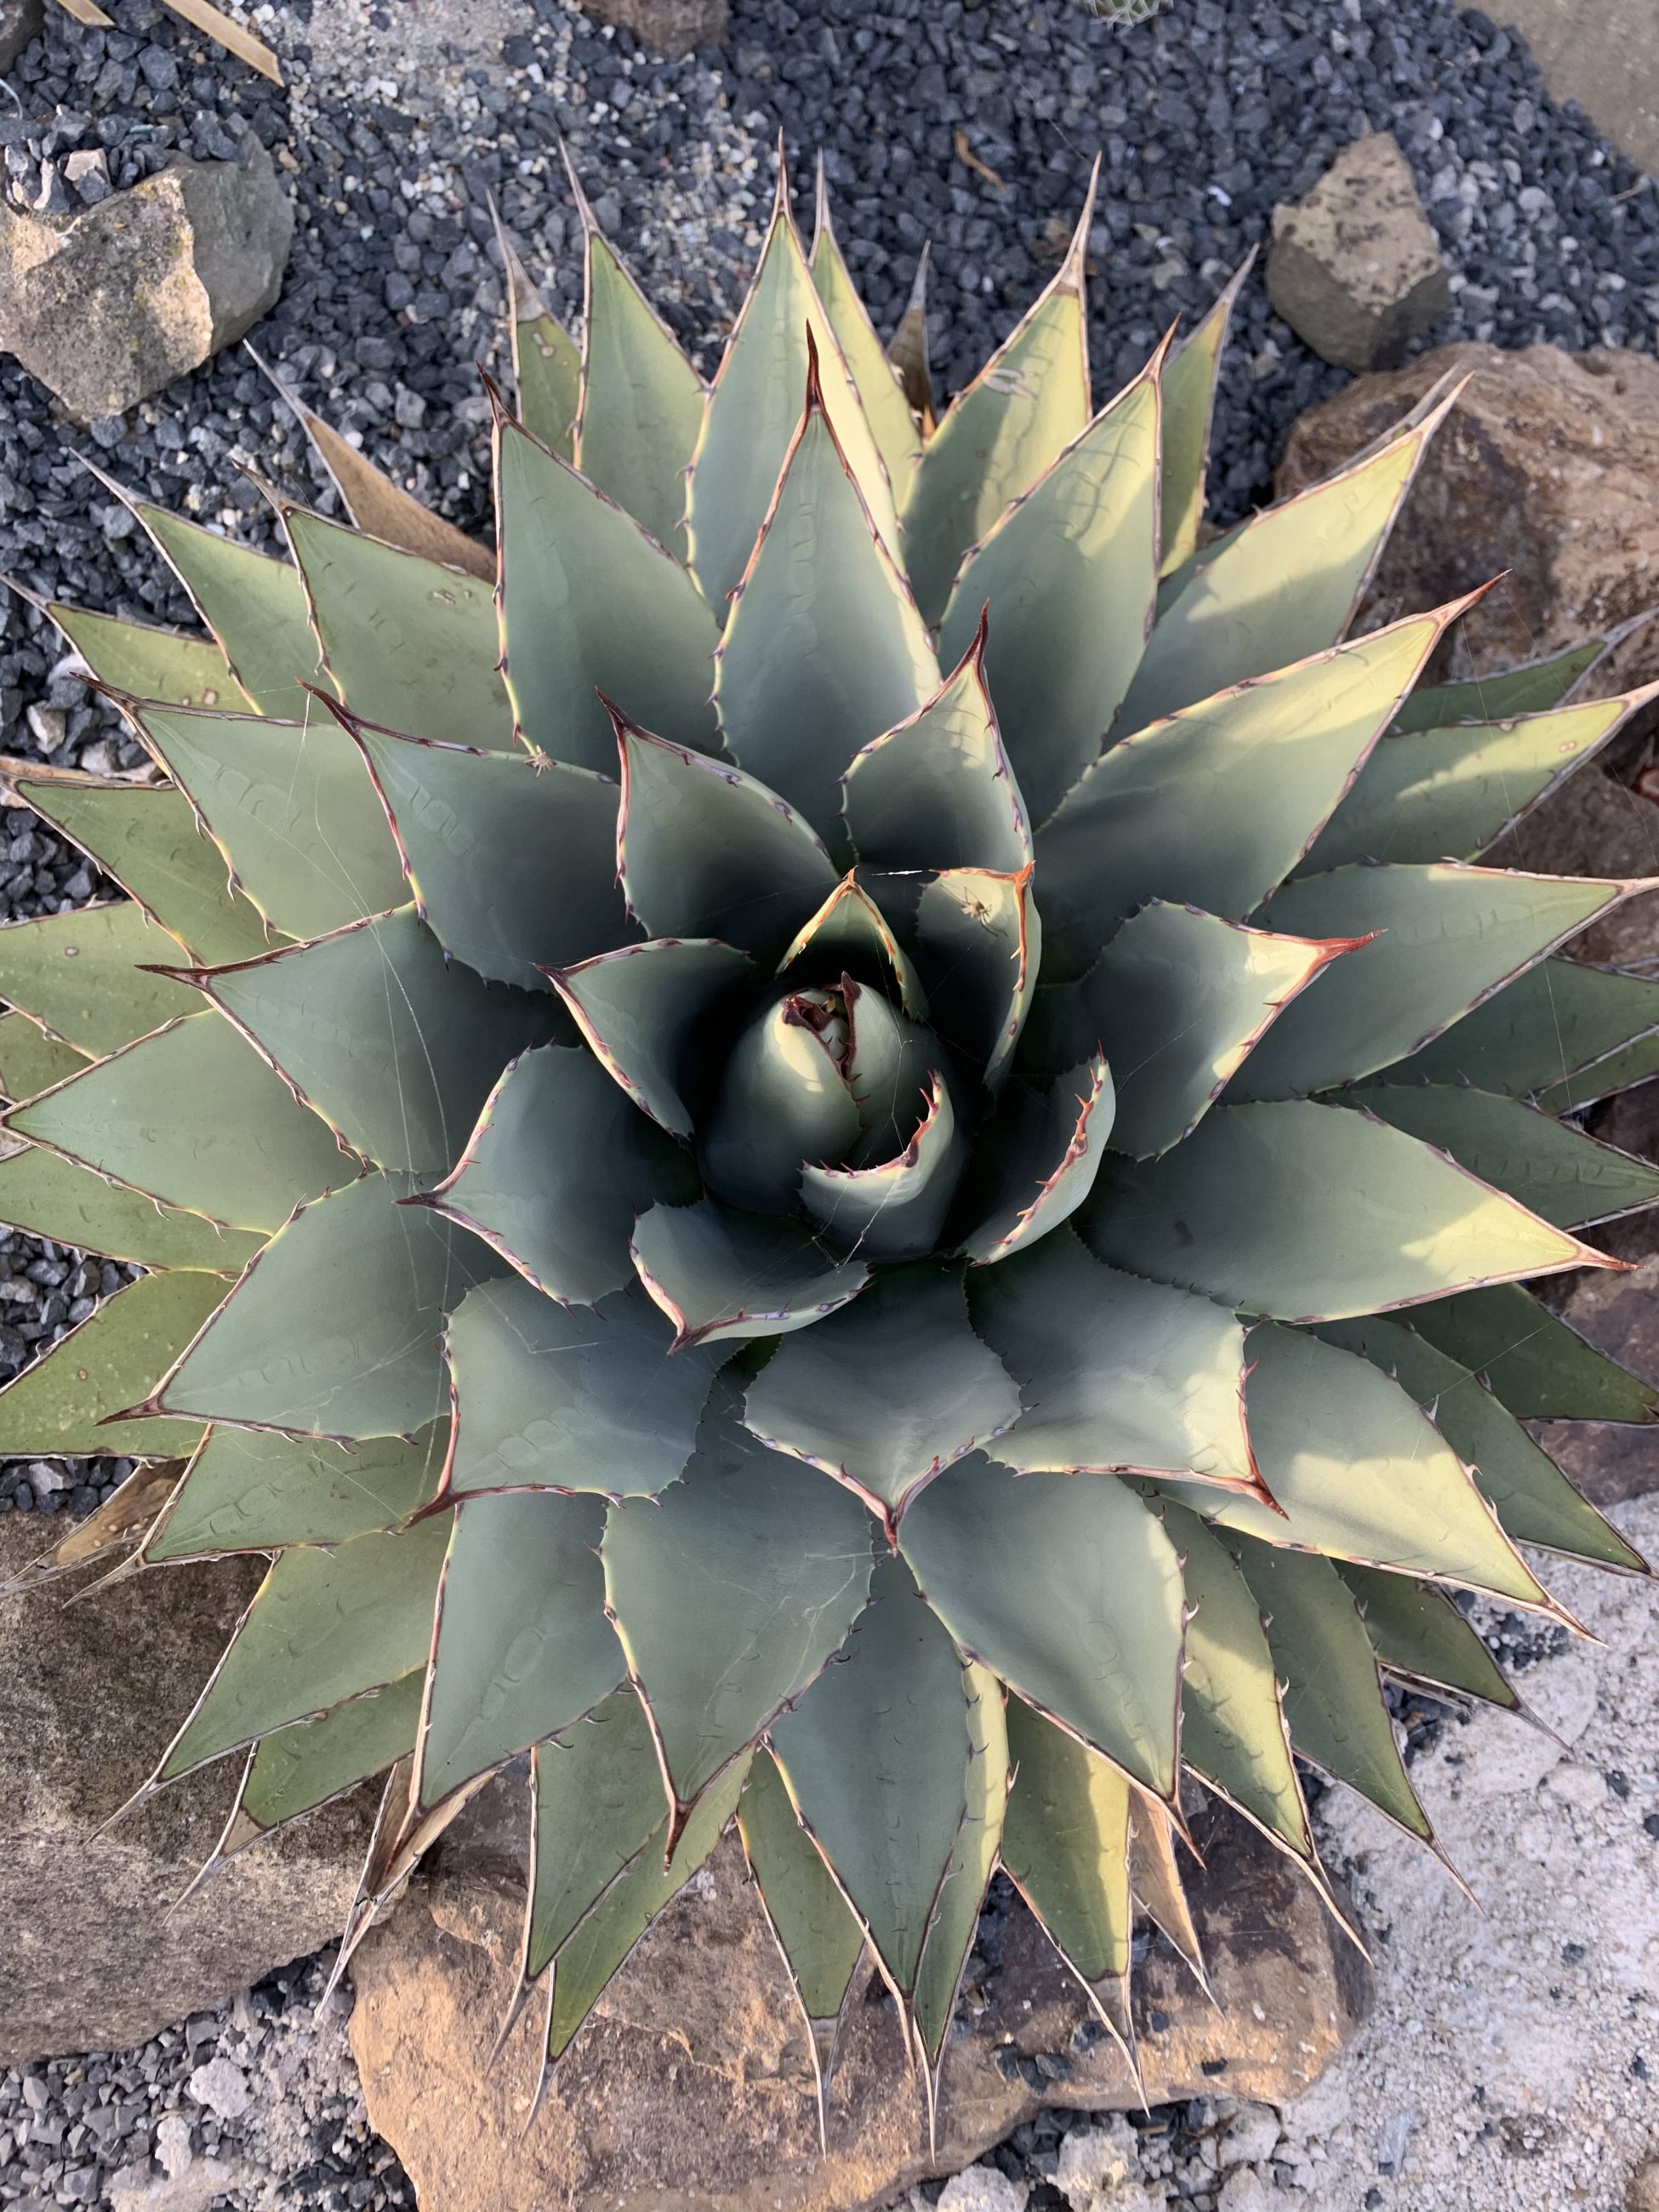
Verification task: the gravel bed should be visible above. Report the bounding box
[0,0,1656,2204]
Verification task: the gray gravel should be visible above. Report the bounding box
[0,0,1656,2204]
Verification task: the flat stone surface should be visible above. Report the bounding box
[350,1799,1370,2212]
[0,140,293,422]
[0,1519,369,2064]
[1491,0,1659,174]
[1266,132,1451,370]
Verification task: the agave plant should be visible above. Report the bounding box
[3,146,1658,2128]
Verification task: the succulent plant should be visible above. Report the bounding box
[3,146,1659,2129]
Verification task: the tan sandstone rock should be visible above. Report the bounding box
[1266,134,1451,371]
[0,1518,370,2064]
[349,1798,1371,2212]
[0,140,293,423]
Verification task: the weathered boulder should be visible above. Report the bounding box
[1265,133,1451,371]
[576,0,727,54]
[1536,1259,1659,1507]
[1276,342,1659,698]
[0,139,293,424]
[0,1517,370,2064]
[0,0,42,73]
[349,1796,1371,2212]
[1487,2,1659,175]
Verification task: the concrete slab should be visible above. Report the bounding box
[1491,0,1659,174]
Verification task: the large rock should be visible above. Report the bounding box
[0,140,293,424]
[0,0,42,73]
[0,1517,370,2063]
[1276,342,1659,697]
[1265,134,1451,371]
[350,1796,1371,2212]
[576,0,727,54]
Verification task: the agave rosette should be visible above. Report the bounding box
[3,149,1658,2107]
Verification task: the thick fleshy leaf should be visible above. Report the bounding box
[840,616,1030,876]
[898,1456,1184,1798]
[0,1014,86,1103]
[0,901,197,1054]
[45,601,251,713]
[937,351,1164,825]
[1235,864,1639,1100]
[700,994,864,1216]
[1392,636,1608,733]
[418,1046,695,1305]
[687,164,899,614]
[887,241,932,423]
[254,350,493,579]
[158,1172,498,1441]
[0,1139,259,1274]
[1127,1792,1210,1993]
[713,353,937,852]
[499,229,582,460]
[631,1200,870,1350]
[0,1268,219,1457]
[1233,1537,1431,1841]
[542,1747,749,2064]
[1298,687,1652,874]
[123,702,404,940]
[9,773,274,966]
[551,939,753,1141]
[1315,1311,1646,1574]
[283,505,515,751]
[130,499,322,718]
[1408,1281,1659,1424]
[973,1227,1256,1492]
[769,1553,969,1993]
[156,1516,450,1783]
[444,1275,723,1501]
[1113,395,1454,733]
[900,174,1095,626]
[1160,256,1252,575]
[737,1748,864,2035]
[812,168,924,508]
[1358,1084,1659,1229]
[419,1490,623,1804]
[145,1422,447,1559]
[841,979,937,1165]
[9,1012,354,1234]
[495,414,721,772]
[1083,1099,1608,1322]
[574,215,706,561]
[526,1688,675,1976]
[230,1670,424,1850]
[1037,609,1456,966]
[197,906,556,1176]
[1542,1030,1659,1116]
[914,866,1040,1091]
[910,1657,1008,2067]
[1157,1322,1549,1605]
[956,1054,1113,1265]
[741,1263,1022,1525]
[602,1405,873,1814]
[1164,1504,1312,1860]
[1000,1697,1132,2030]
[802,1072,965,1262]
[1387,959,1659,1103]
[1070,903,1357,1157]
[617,720,837,963]
[347,717,626,992]
[775,875,927,1015]
[1337,1565,1519,1711]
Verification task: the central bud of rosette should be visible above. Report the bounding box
[698,974,962,1257]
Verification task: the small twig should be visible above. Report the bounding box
[953,128,1006,193]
